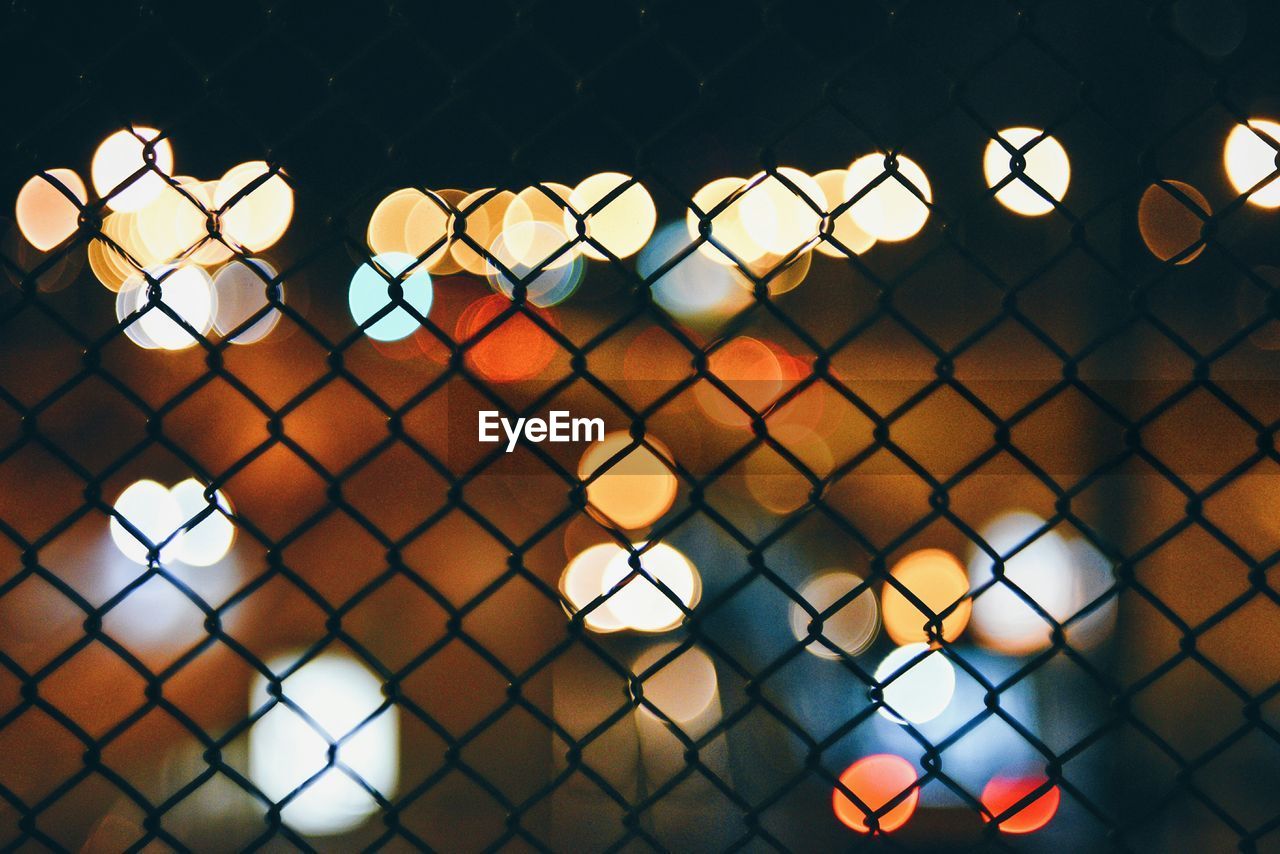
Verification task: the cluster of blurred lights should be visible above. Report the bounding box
[28,117,1280,841]
[15,125,294,350]
[558,503,1108,838]
[109,478,236,567]
[15,122,1280,368]
[833,754,1060,836]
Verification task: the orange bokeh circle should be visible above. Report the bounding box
[980,775,1060,834]
[832,754,919,834]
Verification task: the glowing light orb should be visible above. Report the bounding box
[844,153,932,242]
[812,169,875,258]
[213,258,282,345]
[633,643,719,723]
[214,161,294,251]
[745,424,833,515]
[135,177,228,266]
[880,549,972,645]
[118,264,216,351]
[348,252,433,342]
[110,479,182,565]
[92,127,174,213]
[89,212,144,292]
[873,642,956,724]
[968,511,1077,655]
[456,293,559,382]
[405,188,464,273]
[1138,180,1211,264]
[832,754,919,834]
[980,775,1060,834]
[739,167,824,257]
[1225,120,1280,207]
[567,172,656,260]
[451,189,516,275]
[686,176,769,267]
[638,221,753,323]
[249,653,399,836]
[559,543,630,632]
[578,432,678,530]
[734,246,813,296]
[788,571,880,658]
[693,336,785,427]
[486,222,585,307]
[600,543,700,633]
[369,188,438,264]
[16,169,86,251]
[505,183,577,269]
[983,128,1071,216]
[168,478,235,567]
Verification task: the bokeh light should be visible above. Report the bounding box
[559,542,629,632]
[745,424,833,514]
[844,153,932,241]
[214,161,294,252]
[89,215,140,292]
[578,432,678,530]
[451,189,516,275]
[110,479,182,565]
[694,336,785,427]
[486,221,585,307]
[832,754,919,834]
[405,188,463,273]
[249,653,398,836]
[742,247,812,296]
[15,168,86,251]
[813,168,875,258]
[91,127,174,212]
[368,188,446,268]
[880,548,972,644]
[968,511,1077,655]
[212,258,282,345]
[638,221,753,323]
[600,543,700,633]
[135,177,228,266]
[118,264,217,351]
[456,293,559,381]
[738,167,824,257]
[633,643,719,723]
[567,172,656,260]
[983,128,1071,216]
[874,642,956,724]
[1224,119,1280,207]
[788,571,880,658]
[169,478,235,567]
[686,176,768,267]
[348,252,433,342]
[505,183,577,269]
[980,775,1060,834]
[1138,179,1210,264]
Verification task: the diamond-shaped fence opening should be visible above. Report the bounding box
[2,1,1280,851]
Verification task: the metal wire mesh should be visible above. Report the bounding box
[2,0,1280,851]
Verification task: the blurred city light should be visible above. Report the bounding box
[248,653,399,836]
[832,753,919,834]
[880,548,971,644]
[983,128,1071,216]
[788,570,880,658]
[15,168,85,251]
[873,642,957,725]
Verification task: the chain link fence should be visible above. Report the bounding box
[2,0,1279,851]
